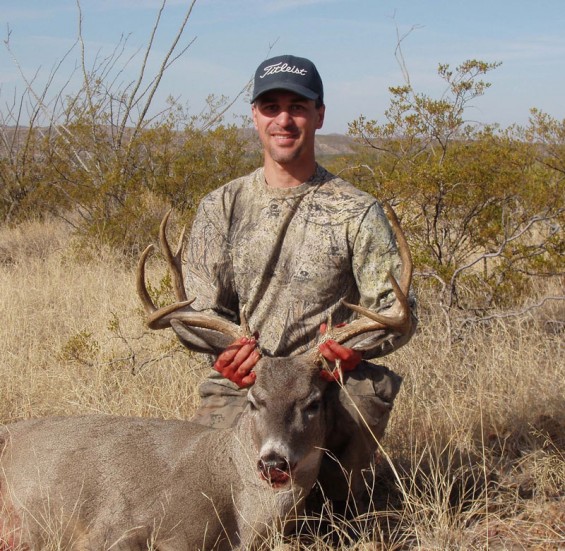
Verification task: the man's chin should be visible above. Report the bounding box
[268,147,303,165]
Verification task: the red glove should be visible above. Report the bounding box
[214,336,260,388]
[318,323,363,382]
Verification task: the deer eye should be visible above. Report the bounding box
[304,399,321,415]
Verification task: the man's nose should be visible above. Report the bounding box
[274,109,292,127]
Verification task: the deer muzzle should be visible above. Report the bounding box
[257,452,294,488]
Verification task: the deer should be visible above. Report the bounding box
[0,205,412,551]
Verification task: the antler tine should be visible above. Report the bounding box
[342,270,409,331]
[137,211,245,340]
[159,209,188,302]
[383,201,413,293]
[137,244,158,315]
[136,241,195,327]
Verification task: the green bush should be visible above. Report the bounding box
[331,60,564,335]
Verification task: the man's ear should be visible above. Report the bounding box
[316,104,325,130]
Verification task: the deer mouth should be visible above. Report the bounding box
[257,458,294,488]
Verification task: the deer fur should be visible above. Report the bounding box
[0,355,328,550]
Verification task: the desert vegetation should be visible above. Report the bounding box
[0,215,563,550]
[1,1,563,548]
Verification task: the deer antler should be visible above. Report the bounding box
[136,210,244,341]
[319,202,413,349]
[159,209,188,303]
[138,204,412,359]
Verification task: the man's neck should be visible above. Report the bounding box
[263,159,317,189]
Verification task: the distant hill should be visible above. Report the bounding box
[315,133,357,157]
[240,128,357,158]
[0,125,358,160]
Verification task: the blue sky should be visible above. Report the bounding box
[2,0,564,133]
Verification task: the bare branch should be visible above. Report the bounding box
[123,0,198,149]
[117,0,167,145]
[459,296,565,328]
[392,22,423,88]
[449,210,559,290]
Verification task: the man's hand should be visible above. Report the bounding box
[318,323,363,382]
[214,336,260,388]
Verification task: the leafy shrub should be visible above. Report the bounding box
[331,60,564,336]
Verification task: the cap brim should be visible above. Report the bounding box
[251,83,319,103]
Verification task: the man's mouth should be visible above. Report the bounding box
[271,133,298,143]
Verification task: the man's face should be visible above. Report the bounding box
[252,90,325,167]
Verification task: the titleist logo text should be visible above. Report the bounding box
[260,62,307,79]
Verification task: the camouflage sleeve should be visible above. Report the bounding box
[350,202,417,359]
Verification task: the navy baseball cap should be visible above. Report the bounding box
[251,55,324,104]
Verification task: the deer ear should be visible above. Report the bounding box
[170,320,236,356]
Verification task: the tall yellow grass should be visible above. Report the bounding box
[0,218,206,423]
[1,218,563,550]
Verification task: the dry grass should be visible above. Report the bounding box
[0,217,207,423]
[0,218,563,550]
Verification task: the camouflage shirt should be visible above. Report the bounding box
[184,164,403,358]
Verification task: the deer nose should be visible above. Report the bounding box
[258,452,292,487]
[259,451,289,473]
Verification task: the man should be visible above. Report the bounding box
[183,54,416,504]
